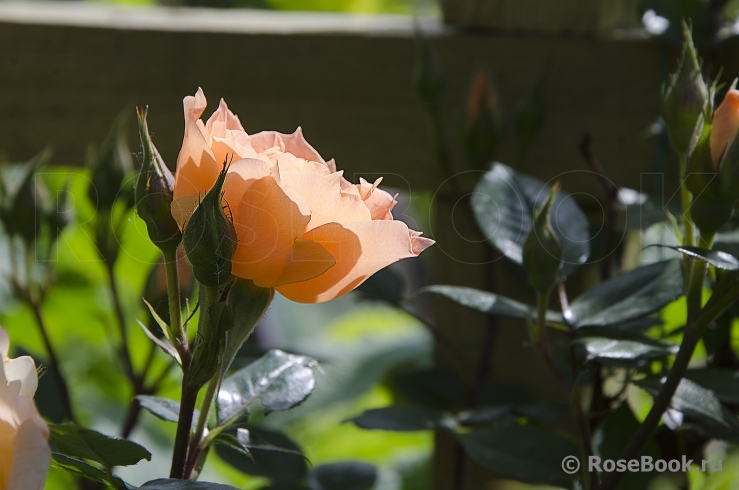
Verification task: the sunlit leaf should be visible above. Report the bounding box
[565,260,683,327]
[471,163,589,277]
[646,245,739,270]
[216,350,318,427]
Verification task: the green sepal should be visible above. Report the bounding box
[135,107,182,253]
[522,183,563,295]
[182,166,237,288]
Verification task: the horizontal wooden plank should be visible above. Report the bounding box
[0,2,667,196]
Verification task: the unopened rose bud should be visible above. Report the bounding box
[182,165,237,287]
[135,107,182,254]
[663,22,709,155]
[465,71,502,170]
[87,111,134,212]
[523,184,563,296]
[413,36,445,111]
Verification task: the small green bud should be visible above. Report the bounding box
[412,35,445,111]
[464,71,502,171]
[87,111,134,212]
[523,184,563,295]
[685,121,721,199]
[182,165,237,287]
[663,22,708,155]
[0,149,52,245]
[135,107,182,253]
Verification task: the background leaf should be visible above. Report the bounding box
[647,245,739,270]
[307,462,377,490]
[139,480,240,489]
[471,163,589,277]
[422,285,564,323]
[136,395,200,424]
[348,406,457,431]
[456,425,578,484]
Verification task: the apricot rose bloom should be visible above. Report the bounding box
[710,89,739,166]
[171,89,434,303]
[0,327,50,490]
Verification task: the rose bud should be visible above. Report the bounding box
[87,111,134,213]
[170,89,434,303]
[464,71,502,171]
[181,164,237,288]
[662,22,708,155]
[0,326,50,490]
[687,87,739,236]
[135,107,182,254]
[522,184,563,297]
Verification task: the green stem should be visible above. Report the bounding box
[679,152,694,249]
[185,373,220,478]
[163,247,186,354]
[105,262,137,387]
[686,233,716,322]
[598,280,739,490]
[169,283,219,479]
[535,291,549,345]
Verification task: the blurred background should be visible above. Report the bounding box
[5,1,739,490]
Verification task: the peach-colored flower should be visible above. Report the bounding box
[0,326,50,490]
[172,89,433,303]
[710,89,739,166]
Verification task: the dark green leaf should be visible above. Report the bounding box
[212,430,251,457]
[392,368,465,410]
[140,480,240,489]
[566,260,683,327]
[215,426,307,483]
[348,406,456,431]
[50,424,151,469]
[684,368,739,404]
[222,279,274,376]
[422,285,564,323]
[307,462,377,490]
[593,403,660,489]
[471,163,589,277]
[456,425,578,483]
[575,336,678,365]
[51,453,129,489]
[136,395,200,424]
[217,349,318,426]
[459,402,569,426]
[634,377,739,441]
[356,267,405,304]
[646,245,739,270]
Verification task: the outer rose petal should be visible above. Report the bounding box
[206,99,259,164]
[279,170,371,231]
[230,172,335,287]
[276,220,434,303]
[251,127,325,163]
[711,89,739,166]
[4,357,37,398]
[174,88,219,199]
[6,418,50,490]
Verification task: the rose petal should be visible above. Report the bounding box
[6,418,50,490]
[711,89,739,166]
[251,127,325,163]
[4,357,37,398]
[357,178,397,220]
[279,170,371,231]
[174,88,219,199]
[0,328,8,359]
[276,220,434,303]
[230,172,335,287]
